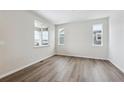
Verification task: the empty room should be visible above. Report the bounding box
[0,10,124,82]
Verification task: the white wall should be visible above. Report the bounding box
[109,12,124,72]
[0,11,55,78]
[55,18,109,59]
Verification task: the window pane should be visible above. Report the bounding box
[34,20,42,28]
[92,24,103,46]
[93,24,103,32]
[34,31,41,46]
[94,32,101,45]
[60,30,64,34]
[58,28,64,45]
[60,33,64,37]
[34,31,40,40]
[42,31,48,45]
[60,37,64,44]
[34,20,42,47]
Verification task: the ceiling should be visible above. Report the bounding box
[34,10,119,24]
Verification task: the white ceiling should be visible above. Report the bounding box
[35,10,119,24]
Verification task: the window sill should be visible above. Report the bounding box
[58,44,64,46]
[34,45,49,48]
[92,45,103,47]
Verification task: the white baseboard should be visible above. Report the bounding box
[56,53,108,60]
[0,54,54,79]
[108,58,124,73]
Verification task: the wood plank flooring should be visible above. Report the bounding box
[0,55,124,82]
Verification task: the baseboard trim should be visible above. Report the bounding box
[108,58,124,73]
[55,54,108,61]
[0,54,55,79]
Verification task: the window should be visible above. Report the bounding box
[92,24,103,46]
[58,28,64,45]
[34,20,42,47]
[34,20,49,47]
[42,28,49,46]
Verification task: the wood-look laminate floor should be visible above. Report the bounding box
[0,55,124,82]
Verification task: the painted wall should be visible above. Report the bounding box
[109,12,124,72]
[0,11,55,78]
[55,18,109,59]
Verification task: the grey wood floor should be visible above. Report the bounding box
[0,55,124,82]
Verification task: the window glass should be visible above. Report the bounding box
[92,24,103,46]
[34,20,49,47]
[42,31,49,45]
[58,28,64,45]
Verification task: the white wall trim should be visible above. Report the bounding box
[0,54,54,79]
[56,53,108,60]
[108,58,124,73]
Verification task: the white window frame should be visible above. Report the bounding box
[34,20,49,47]
[92,24,103,47]
[58,28,64,45]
